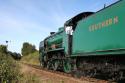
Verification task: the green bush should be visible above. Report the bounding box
[21,42,37,56]
[0,53,20,83]
[0,44,40,83]
[0,45,7,53]
[8,51,21,60]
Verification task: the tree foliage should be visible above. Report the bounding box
[0,45,7,53]
[8,51,21,60]
[21,42,37,56]
[0,53,20,83]
[0,45,20,83]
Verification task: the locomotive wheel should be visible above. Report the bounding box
[63,60,71,73]
[85,69,97,77]
[47,61,52,69]
[40,62,44,68]
[53,60,59,71]
[72,70,82,78]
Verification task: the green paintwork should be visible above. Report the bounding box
[72,1,125,55]
[39,0,125,72]
[46,27,64,50]
[47,48,64,52]
[63,59,71,73]
[63,32,69,54]
[47,33,63,45]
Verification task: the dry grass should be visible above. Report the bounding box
[21,51,39,65]
[19,73,41,83]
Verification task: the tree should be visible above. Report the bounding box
[0,45,21,82]
[8,51,21,60]
[21,42,37,56]
[0,50,20,83]
[0,45,7,54]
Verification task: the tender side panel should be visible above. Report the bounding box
[72,1,125,55]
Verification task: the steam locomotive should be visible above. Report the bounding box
[39,0,125,81]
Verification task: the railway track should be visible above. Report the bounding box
[22,63,118,83]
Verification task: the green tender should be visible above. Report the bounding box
[72,1,125,56]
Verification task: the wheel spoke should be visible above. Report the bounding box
[63,60,71,73]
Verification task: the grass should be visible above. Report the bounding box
[20,52,68,83]
[19,73,41,83]
[19,51,42,83]
[0,45,41,83]
[21,51,39,65]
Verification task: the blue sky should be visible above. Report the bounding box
[0,0,118,53]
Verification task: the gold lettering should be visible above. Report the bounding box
[114,16,118,24]
[89,16,119,32]
[91,25,95,31]
[102,22,105,27]
[109,19,113,25]
[98,23,102,29]
[106,20,109,26]
[94,24,98,30]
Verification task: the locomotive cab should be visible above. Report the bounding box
[64,12,94,55]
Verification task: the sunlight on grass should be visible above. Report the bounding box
[21,51,39,65]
